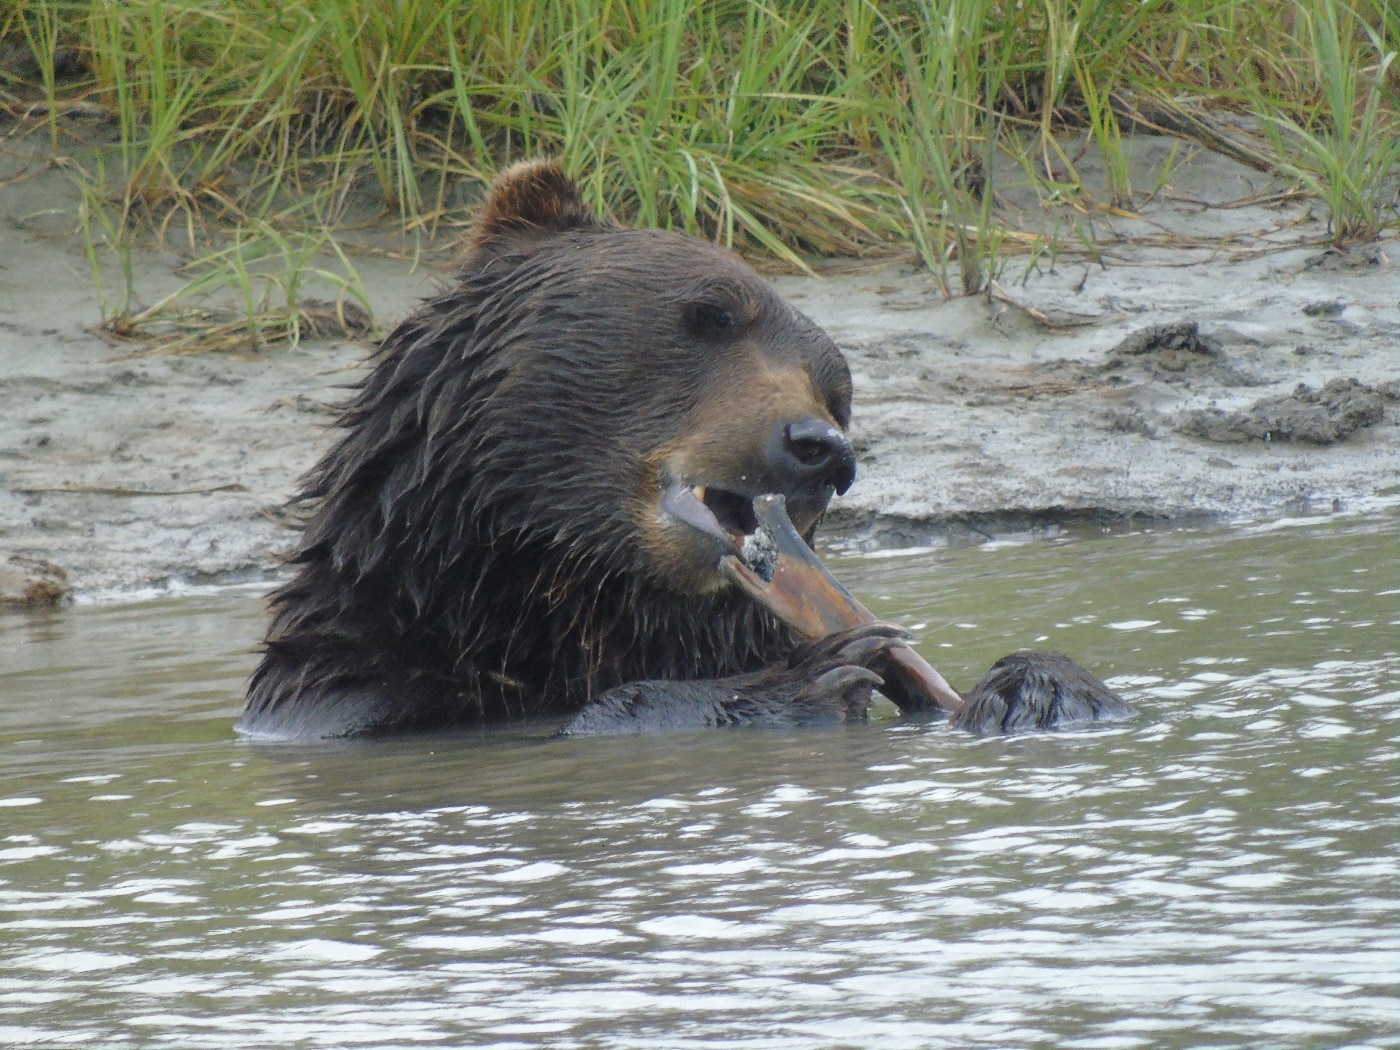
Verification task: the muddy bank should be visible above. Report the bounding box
[2,136,1397,600]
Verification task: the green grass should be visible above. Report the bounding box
[1252,0,1400,242]
[1,0,1397,348]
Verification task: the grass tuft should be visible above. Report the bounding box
[1252,0,1400,243]
[1,0,1396,344]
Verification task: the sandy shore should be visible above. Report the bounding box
[2,136,1397,602]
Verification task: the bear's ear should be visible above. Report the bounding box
[467,159,598,255]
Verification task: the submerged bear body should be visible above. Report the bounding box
[240,162,1134,740]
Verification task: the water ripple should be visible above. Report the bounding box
[2,518,1398,1047]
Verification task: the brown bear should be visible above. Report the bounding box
[238,161,1133,739]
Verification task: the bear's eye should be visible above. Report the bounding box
[684,301,736,340]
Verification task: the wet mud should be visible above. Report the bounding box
[2,132,1397,601]
[1178,377,1390,445]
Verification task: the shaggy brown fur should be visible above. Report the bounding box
[239,161,874,738]
[240,161,1137,739]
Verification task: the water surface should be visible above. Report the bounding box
[3,512,1398,1048]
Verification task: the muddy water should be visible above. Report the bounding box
[2,513,1398,1049]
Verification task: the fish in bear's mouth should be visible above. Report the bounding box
[659,479,780,580]
[660,479,965,716]
[661,478,760,546]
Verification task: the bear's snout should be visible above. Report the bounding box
[769,417,856,497]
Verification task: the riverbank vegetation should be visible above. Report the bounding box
[1,0,1396,347]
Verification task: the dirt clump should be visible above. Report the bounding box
[1099,320,1258,387]
[1178,377,1387,445]
[1107,320,1222,364]
[0,555,68,607]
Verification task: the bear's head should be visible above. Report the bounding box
[452,160,858,597]
[248,159,873,730]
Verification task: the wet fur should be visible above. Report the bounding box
[241,163,846,737]
[241,161,1134,739]
[953,650,1136,735]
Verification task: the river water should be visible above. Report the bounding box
[3,511,1398,1048]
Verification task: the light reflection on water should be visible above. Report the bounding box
[1,512,1398,1048]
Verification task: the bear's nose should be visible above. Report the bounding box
[768,418,857,496]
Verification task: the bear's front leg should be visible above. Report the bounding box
[558,622,908,735]
[951,650,1137,735]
